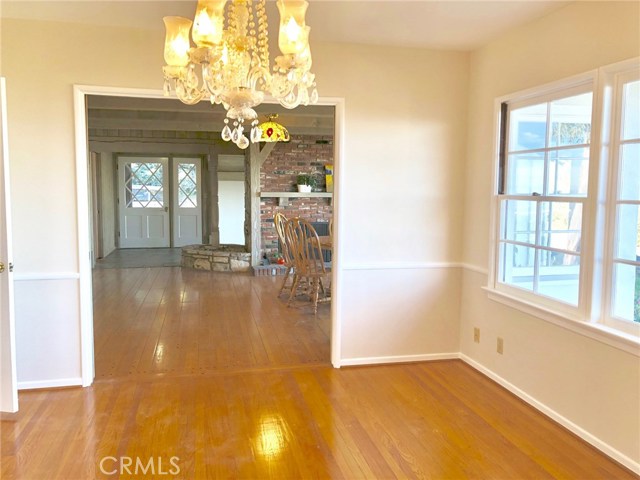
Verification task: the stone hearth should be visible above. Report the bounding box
[181,244,251,273]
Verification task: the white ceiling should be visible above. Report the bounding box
[1,0,569,51]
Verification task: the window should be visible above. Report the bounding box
[604,70,640,333]
[496,83,593,312]
[491,58,640,340]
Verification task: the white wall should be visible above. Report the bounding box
[316,42,468,362]
[461,1,640,468]
[218,179,245,245]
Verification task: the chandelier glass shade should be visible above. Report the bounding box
[162,0,318,149]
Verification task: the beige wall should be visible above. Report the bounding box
[461,1,640,465]
[0,18,469,380]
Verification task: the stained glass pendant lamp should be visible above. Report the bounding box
[260,114,290,142]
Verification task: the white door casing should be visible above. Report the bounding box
[0,77,18,412]
[74,86,343,395]
[172,157,202,247]
[118,156,170,248]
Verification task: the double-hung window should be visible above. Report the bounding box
[492,58,640,341]
[603,68,640,334]
[496,81,593,315]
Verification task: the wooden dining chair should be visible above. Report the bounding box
[285,217,331,314]
[273,211,295,296]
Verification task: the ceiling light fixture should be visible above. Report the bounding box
[162,0,318,150]
[259,114,290,142]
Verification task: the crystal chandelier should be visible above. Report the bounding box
[162,0,318,150]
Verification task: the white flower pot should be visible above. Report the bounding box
[297,184,312,193]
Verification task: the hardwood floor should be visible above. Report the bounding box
[2,361,636,479]
[1,267,636,479]
[92,267,331,379]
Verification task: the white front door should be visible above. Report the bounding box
[0,78,18,412]
[172,158,202,247]
[118,156,170,248]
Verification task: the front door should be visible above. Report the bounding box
[172,158,202,247]
[0,78,18,412]
[118,156,170,248]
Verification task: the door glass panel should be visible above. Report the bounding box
[178,163,198,208]
[125,162,164,208]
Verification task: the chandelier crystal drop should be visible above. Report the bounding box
[162,0,318,149]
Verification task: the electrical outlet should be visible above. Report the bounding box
[497,337,504,354]
[474,327,480,343]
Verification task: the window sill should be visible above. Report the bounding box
[482,287,640,356]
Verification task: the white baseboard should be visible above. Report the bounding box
[459,353,640,475]
[340,352,459,366]
[18,377,83,391]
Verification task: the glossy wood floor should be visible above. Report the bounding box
[92,267,331,379]
[1,268,636,479]
[2,361,636,479]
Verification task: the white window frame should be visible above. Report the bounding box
[486,60,640,350]
[600,61,640,337]
[489,71,598,321]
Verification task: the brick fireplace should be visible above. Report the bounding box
[260,134,334,260]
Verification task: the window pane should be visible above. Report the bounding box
[178,163,198,208]
[547,148,589,196]
[500,242,535,291]
[537,251,580,305]
[506,153,544,195]
[539,202,582,252]
[501,200,536,244]
[619,143,640,201]
[125,162,164,209]
[611,262,640,323]
[622,80,640,141]
[508,103,547,151]
[549,92,592,147]
[615,204,640,262]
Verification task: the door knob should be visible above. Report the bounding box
[0,262,4,273]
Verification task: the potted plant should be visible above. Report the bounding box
[296,174,317,193]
